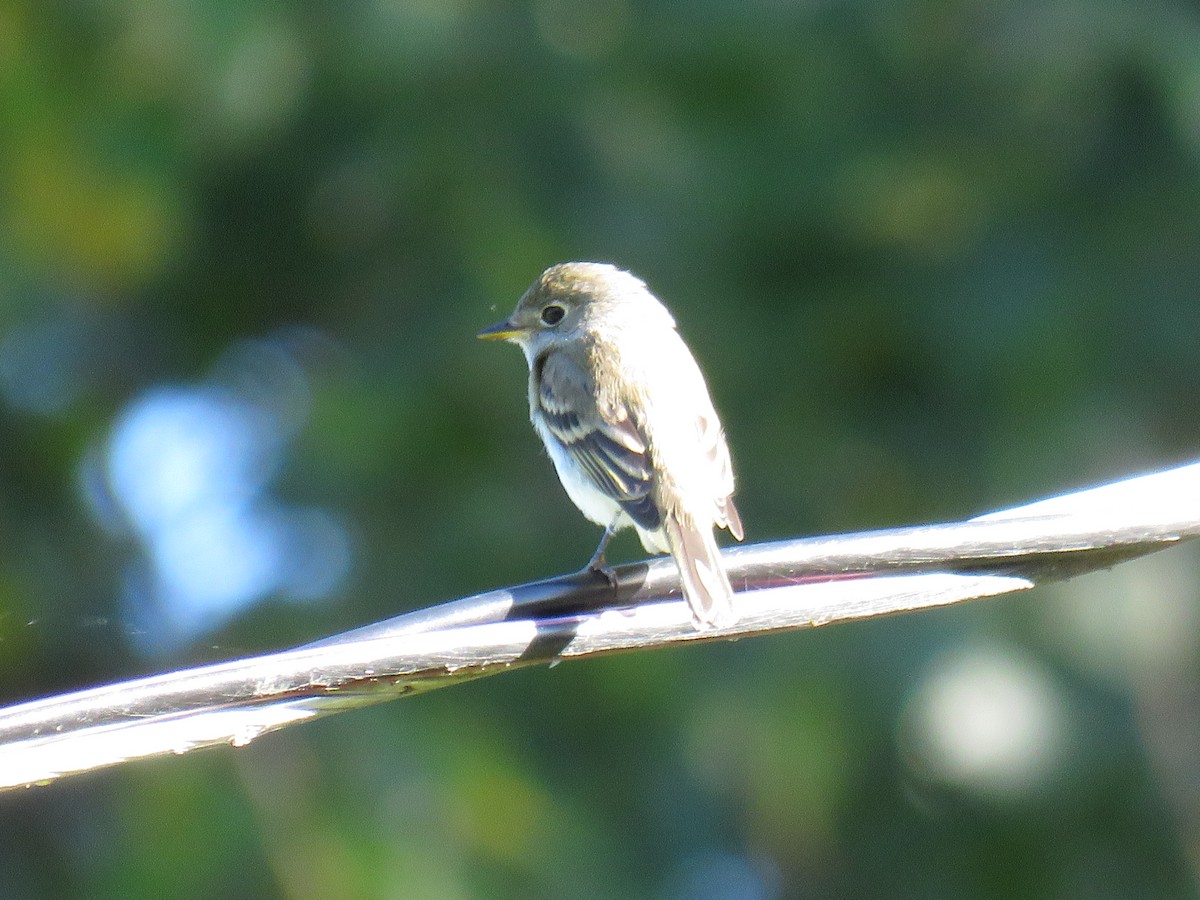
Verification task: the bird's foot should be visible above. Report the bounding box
[585,558,620,590]
[584,524,619,589]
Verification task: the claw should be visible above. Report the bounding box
[587,559,619,589]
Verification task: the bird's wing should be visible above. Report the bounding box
[535,350,660,530]
[696,409,743,540]
[644,354,743,541]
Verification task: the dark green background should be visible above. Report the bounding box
[3,1,1200,897]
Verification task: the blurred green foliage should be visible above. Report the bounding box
[3,0,1200,897]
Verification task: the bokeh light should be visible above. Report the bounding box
[83,336,351,651]
[900,644,1071,801]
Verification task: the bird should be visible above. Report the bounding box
[478,262,744,627]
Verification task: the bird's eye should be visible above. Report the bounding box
[540,304,565,325]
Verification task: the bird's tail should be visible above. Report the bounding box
[664,513,736,628]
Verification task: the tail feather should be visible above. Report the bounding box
[664,513,736,628]
[721,497,744,542]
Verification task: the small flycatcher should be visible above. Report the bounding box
[479,262,744,627]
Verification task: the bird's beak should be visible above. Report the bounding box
[477,319,522,341]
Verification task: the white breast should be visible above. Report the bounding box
[532,414,625,527]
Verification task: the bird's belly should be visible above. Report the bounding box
[538,426,625,527]
[535,420,671,555]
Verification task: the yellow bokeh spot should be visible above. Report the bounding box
[6,132,180,293]
[454,758,554,864]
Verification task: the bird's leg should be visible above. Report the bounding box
[585,520,620,588]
